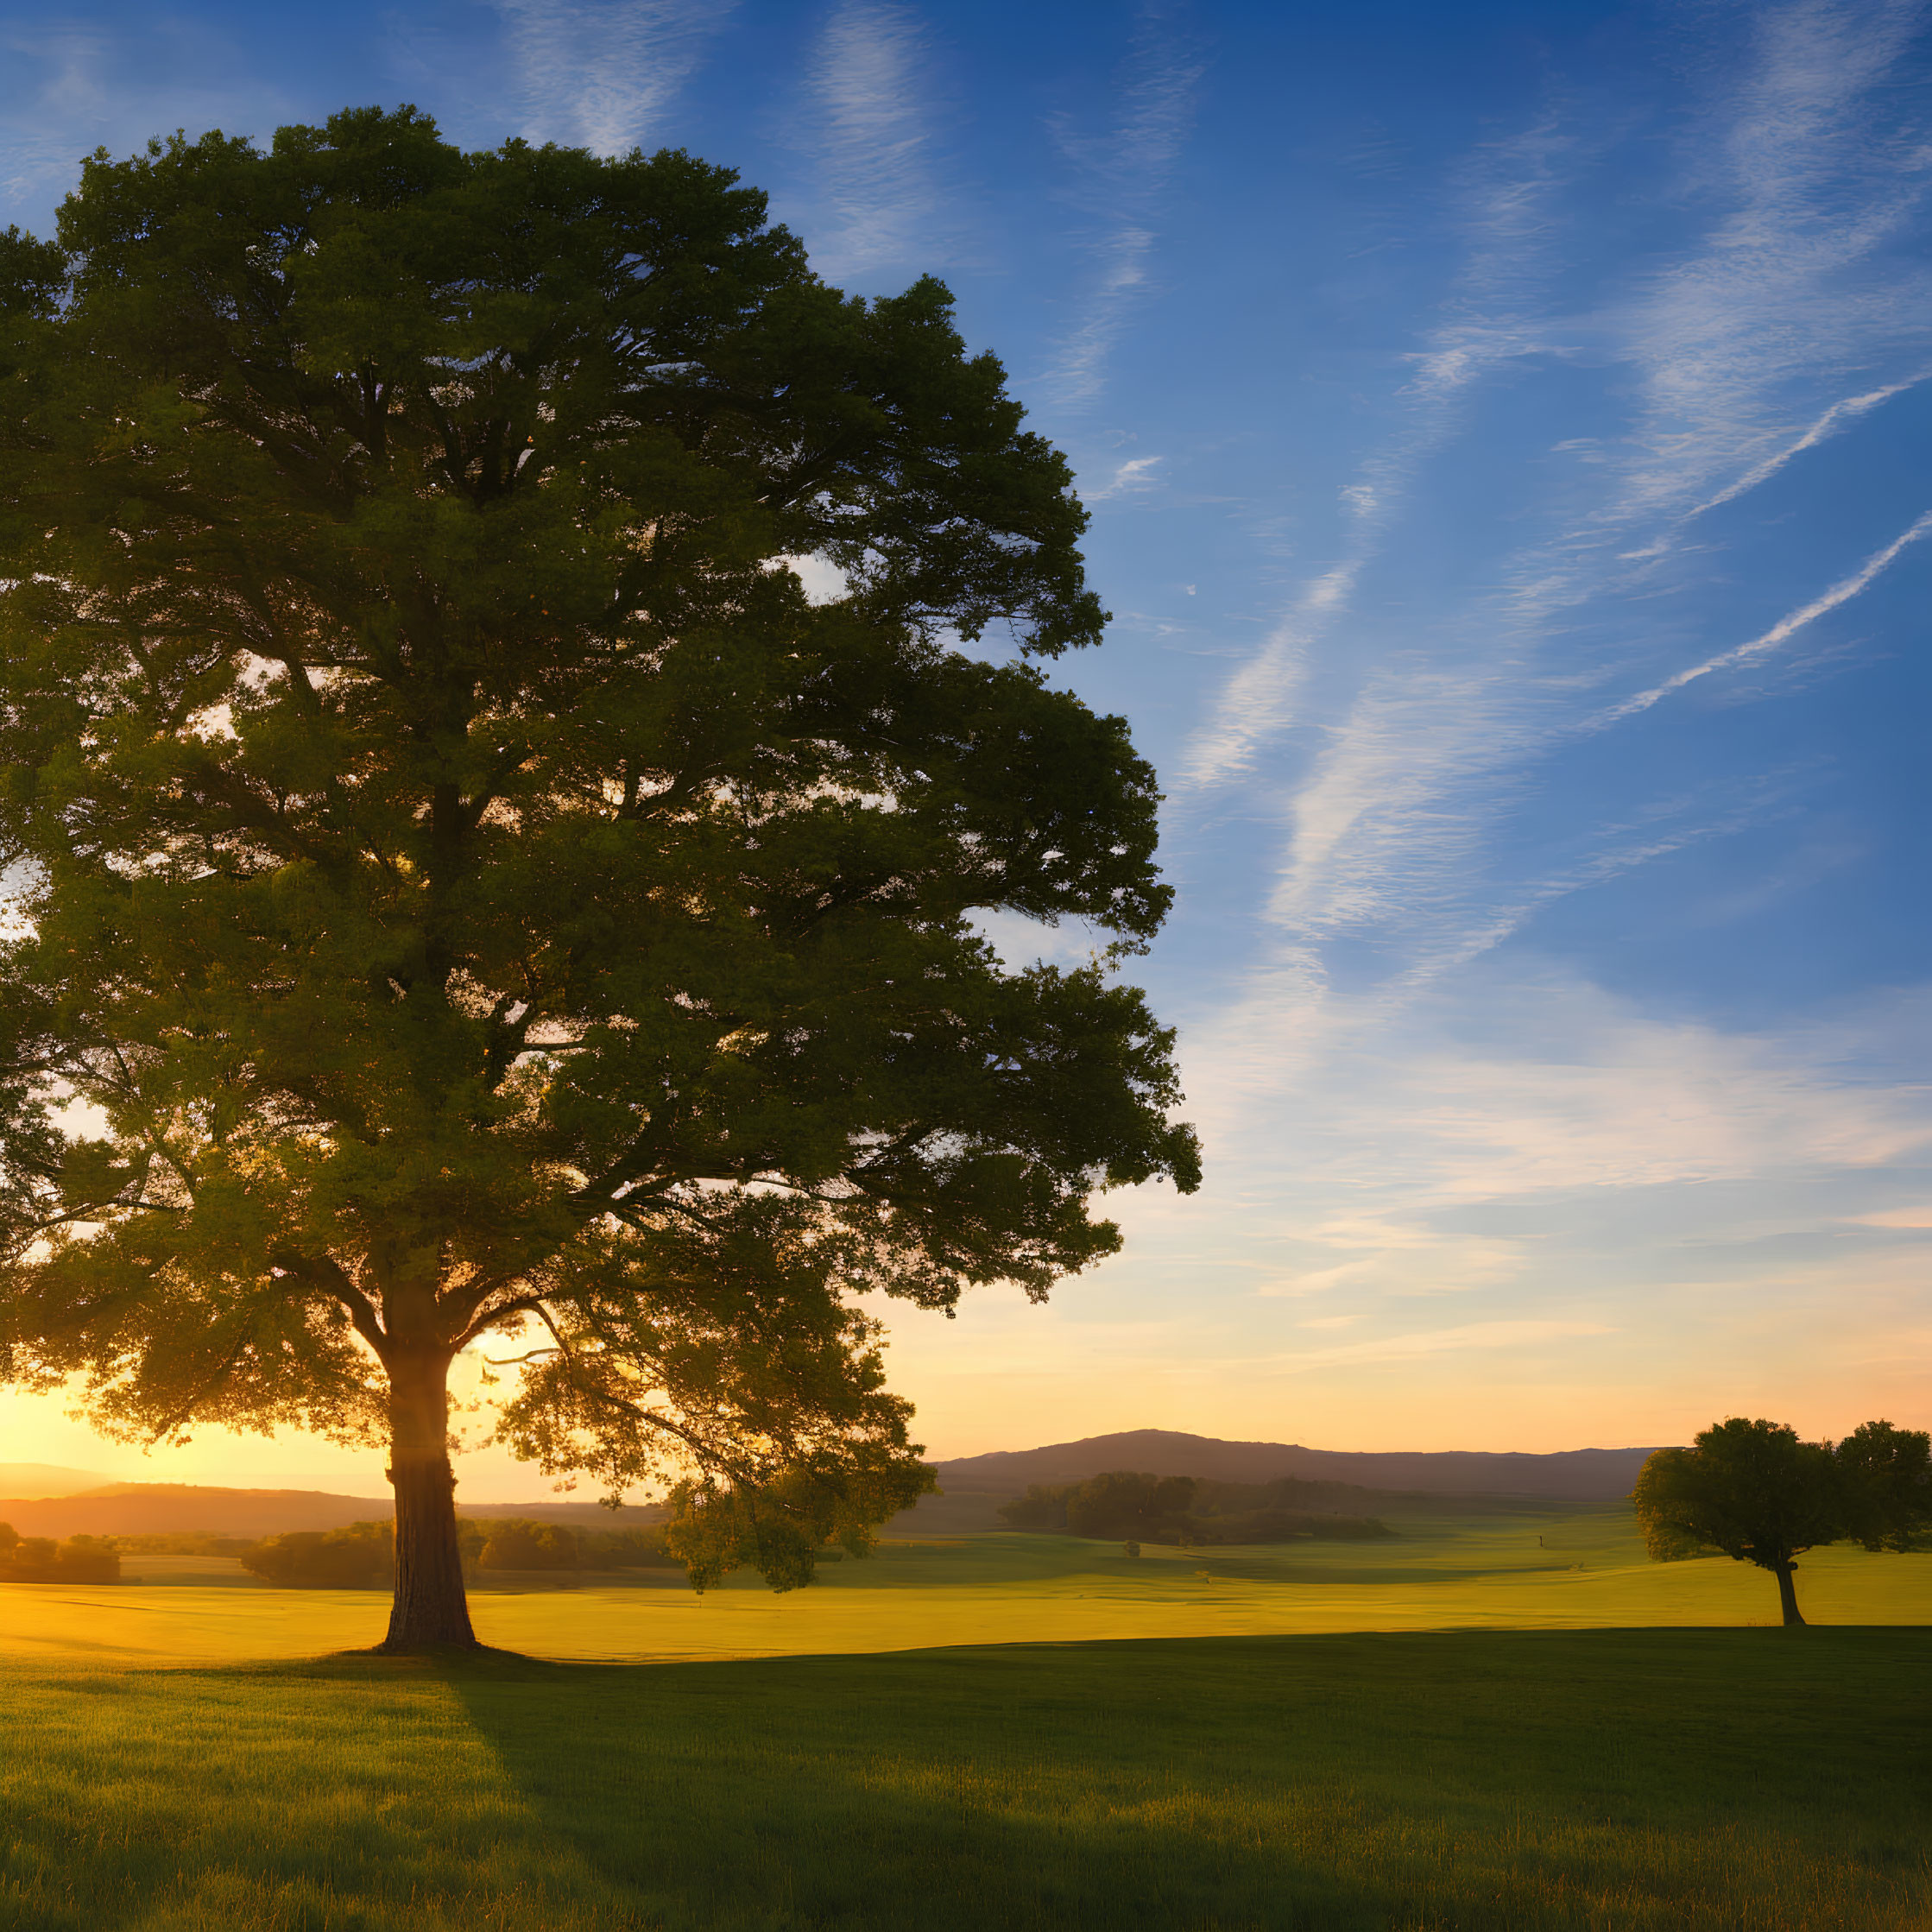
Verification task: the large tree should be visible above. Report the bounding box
[0,109,1199,1650]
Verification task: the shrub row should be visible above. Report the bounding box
[0,1526,120,1582]
[0,1518,679,1589]
[111,1533,256,1557]
[237,1518,677,1588]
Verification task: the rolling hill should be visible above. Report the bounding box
[0,1484,665,1539]
[0,1429,1665,1540]
[0,1463,116,1498]
[932,1430,1663,1500]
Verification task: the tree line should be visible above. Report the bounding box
[999,1471,1393,1546]
[0,1524,118,1582]
[0,1515,675,1588]
[238,1518,674,1588]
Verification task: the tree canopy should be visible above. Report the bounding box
[0,107,1199,1649]
[1632,1417,1931,1626]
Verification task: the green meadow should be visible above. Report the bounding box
[16,1504,1928,1667]
[1,1507,1927,1929]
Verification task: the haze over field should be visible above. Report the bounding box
[0,1431,1655,1539]
[2,0,1929,1490]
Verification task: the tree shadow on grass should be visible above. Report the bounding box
[439,1644,1392,1932]
[428,1629,1932,1932]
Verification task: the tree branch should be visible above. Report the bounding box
[268,1249,388,1354]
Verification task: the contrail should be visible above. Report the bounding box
[1603,507,1932,723]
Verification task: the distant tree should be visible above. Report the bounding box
[1633,1420,1838,1626]
[997,1472,1392,1546]
[478,1520,580,1571]
[54,1535,121,1582]
[1064,1471,1196,1540]
[457,1518,487,1574]
[1834,1420,1932,1552]
[240,1520,394,1588]
[1174,1506,1391,1545]
[114,1532,255,1556]
[0,1524,120,1582]
[997,1483,1075,1531]
[1632,1416,1932,1626]
[578,1525,675,1569]
[0,109,1198,1651]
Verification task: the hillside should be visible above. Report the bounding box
[0,1484,665,1539]
[932,1430,1664,1500]
[0,1430,1666,1540]
[0,1463,115,1498]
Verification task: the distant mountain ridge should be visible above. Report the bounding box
[0,1483,665,1539]
[0,1463,115,1498]
[934,1430,1665,1500]
[0,1430,1664,1538]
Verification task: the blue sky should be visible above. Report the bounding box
[3,0,1929,1487]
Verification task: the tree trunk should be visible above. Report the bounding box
[1772,1560,1805,1628]
[379,1346,478,1651]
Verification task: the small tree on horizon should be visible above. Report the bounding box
[1632,1416,1932,1626]
[0,110,1199,1651]
[1834,1418,1932,1554]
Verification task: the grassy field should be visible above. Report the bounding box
[13,1503,1928,1667]
[0,1507,1925,1929]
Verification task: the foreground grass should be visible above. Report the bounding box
[0,1517,1924,1927]
[0,1630,1925,1930]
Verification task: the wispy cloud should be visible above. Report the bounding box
[1855,1205,1932,1228]
[0,21,288,217]
[1060,4,1932,1443]
[1086,453,1165,500]
[1181,118,1573,791]
[1160,961,1932,1323]
[800,2,941,280]
[489,0,735,155]
[1266,1319,1616,1370]
[1592,0,1932,540]
[0,25,110,206]
[883,960,1932,1447]
[1184,0,1932,1026]
[1040,9,1204,409]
